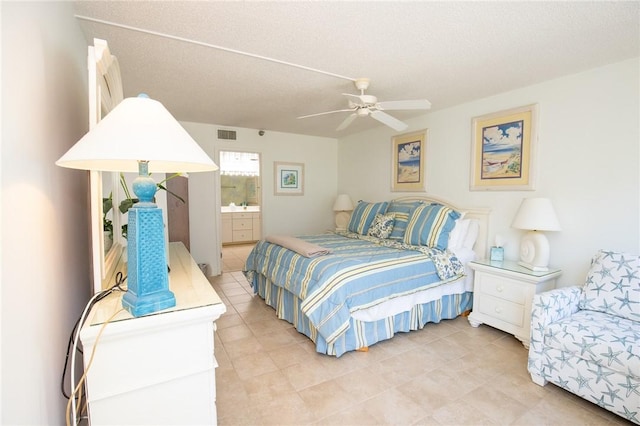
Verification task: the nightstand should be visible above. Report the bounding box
[467,259,561,348]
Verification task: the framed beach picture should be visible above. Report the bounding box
[470,104,538,191]
[274,161,304,196]
[391,130,427,192]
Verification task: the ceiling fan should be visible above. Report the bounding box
[297,78,431,132]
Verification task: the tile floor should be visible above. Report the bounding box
[222,244,257,273]
[210,246,629,425]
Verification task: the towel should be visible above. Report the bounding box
[265,235,332,258]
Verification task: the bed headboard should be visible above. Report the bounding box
[392,195,491,260]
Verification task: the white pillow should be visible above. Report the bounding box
[448,218,471,251]
[462,219,480,250]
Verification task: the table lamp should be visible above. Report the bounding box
[56,94,218,316]
[511,197,561,271]
[333,194,354,231]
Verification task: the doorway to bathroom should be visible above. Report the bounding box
[219,151,262,247]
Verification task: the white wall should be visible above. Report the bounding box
[180,122,338,274]
[338,58,639,287]
[1,2,90,422]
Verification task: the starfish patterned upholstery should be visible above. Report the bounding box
[528,250,639,424]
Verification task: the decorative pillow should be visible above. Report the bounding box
[579,250,640,322]
[367,213,395,239]
[403,203,461,250]
[385,201,423,241]
[347,201,389,235]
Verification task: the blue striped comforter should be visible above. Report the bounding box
[244,233,464,347]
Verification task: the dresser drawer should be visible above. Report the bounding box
[232,212,255,220]
[232,230,252,242]
[232,218,252,230]
[476,273,526,305]
[476,293,525,328]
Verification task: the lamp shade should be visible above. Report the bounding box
[333,194,354,211]
[511,197,561,231]
[56,96,218,173]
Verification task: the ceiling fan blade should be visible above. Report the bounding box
[376,99,432,110]
[297,108,355,119]
[370,110,408,131]
[336,113,357,131]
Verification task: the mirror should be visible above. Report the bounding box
[219,151,261,207]
[221,175,260,206]
[91,170,122,293]
[89,39,125,293]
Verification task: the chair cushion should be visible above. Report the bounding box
[579,250,640,322]
[543,309,640,379]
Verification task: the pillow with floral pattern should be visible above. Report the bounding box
[367,213,395,239]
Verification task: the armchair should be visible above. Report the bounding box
[528,250,639,424]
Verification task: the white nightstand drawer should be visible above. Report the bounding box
[476,274,526,305]
[476,293,525,327]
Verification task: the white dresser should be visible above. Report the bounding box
[467,259,561,348]
[80,242,226,425]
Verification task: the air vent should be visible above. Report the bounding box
[217,129,237,140]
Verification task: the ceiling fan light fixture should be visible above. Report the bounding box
[298,77,430,132]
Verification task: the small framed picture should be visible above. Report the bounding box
[274,162,304,196]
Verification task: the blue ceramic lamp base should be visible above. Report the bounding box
[122,161,176,317]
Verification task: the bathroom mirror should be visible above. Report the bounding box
[220,151,261,207]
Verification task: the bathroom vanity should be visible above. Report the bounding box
[221,206,261,244]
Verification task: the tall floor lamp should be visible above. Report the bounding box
[56,95,218,317]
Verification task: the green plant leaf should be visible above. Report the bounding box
[156,183,185,204]
[119,198,138,214]
[119,172,133,200]
[103,195,113,214]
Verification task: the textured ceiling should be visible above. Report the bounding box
[73,1,639,138]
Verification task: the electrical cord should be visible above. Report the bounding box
[60,316,82,399]
[60,273,127,399]
[66,306,124,426]
[61,272,127,424]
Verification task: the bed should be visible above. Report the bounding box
[243,196,490,357]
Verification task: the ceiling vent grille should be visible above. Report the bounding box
[217,129,237,140]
